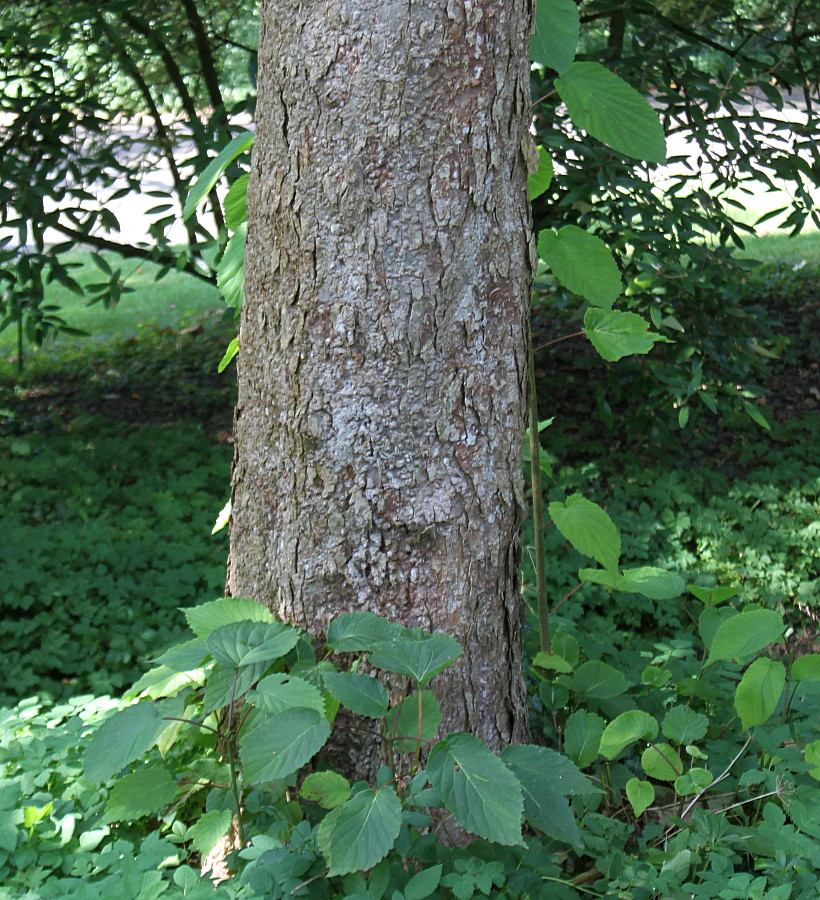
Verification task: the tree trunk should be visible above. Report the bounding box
[228,0,535,759]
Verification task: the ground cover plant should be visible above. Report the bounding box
[0,252,818,897]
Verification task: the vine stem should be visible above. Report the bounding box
[528,332,551,653]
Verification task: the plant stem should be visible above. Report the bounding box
[528,334,551,653]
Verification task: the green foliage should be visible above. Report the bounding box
[0,411,230,703]
[0,0,257,358]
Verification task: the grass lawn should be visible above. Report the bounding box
[0,251,225,364]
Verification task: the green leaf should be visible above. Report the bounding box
[687,584,740,608]
[579,566,684,600]
[84,703,163,783]
[530,0,579,74]
[641,743,683,781]
[427,733,524,846]
[189,809,233,857]
[805,741,820,780]
[224,174,249,231]
[501,745,594,841]
[583,308,668,362]
[385,690,442,753]
[368,632,462,687]
[549,493,621,572]
[247,673,326,715]
[662,706,709,745]
[599,710,658,760]
[531,652,573,674]
[240,708,330,784]
[573,660,629,699]
[538,227,622,308]
[323,671,390,718]
[154,638,209,673]
[555,62,666,163]
[792,654,820,683]
[553,633,580,667]
[206,620,299,668]
[698,606,737,652]
[104,765,176,822]
[183,597,275,639]
[217,338,239,374]
[301,772,351,809]
[203,664,263,713]
[564,710,604,767]
[326,612,404,652]
[673,768,712,796]
[316,786,402,876]
[528,147,553,201]
[735,658,786,729]
[404,865,443,900]
[183,131,254,220]
[217,223,246,309]
[742,400,771,431]
[708,608,784,662]
[626,778,654,817]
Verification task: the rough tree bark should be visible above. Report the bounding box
[228,0,535,760]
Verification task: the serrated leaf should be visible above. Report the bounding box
[204,664,264,713]
[104,765,176,822]
[530,0,579,74]
[224,174,249,230]
[326,612,404,652]
[500,745,593,843]
[206,620,299,668]
[316,787,402,876]
[564,710,604,767]
[404,864,443,900]
[323,672,390,718]
[599,710,658,760]
[555,62,666,163]
[183,131,254,220]
[574,660,629,699]
[583,308,668,362]
[641,743,683,781]
[427,733,524,846]
[549,493,620,572]
[698,606,737,652]
[385,691,442,754]
[154,639,209,673]
[528,147,553,200]
[301,772,351,809]
[189,809,234,857]
[240,708,330,784]
[662,706,708,745]
[368,633,462,687]
[183,597,275,639]
[218,223,246,309]
[792,654,820,683]
[735,658,786,729]
[84,703,163,783]
[626,778,654,817]
[579,566,684,600]
[538,227,622,308]
[247,673,326,715]
[708,608,784,662]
